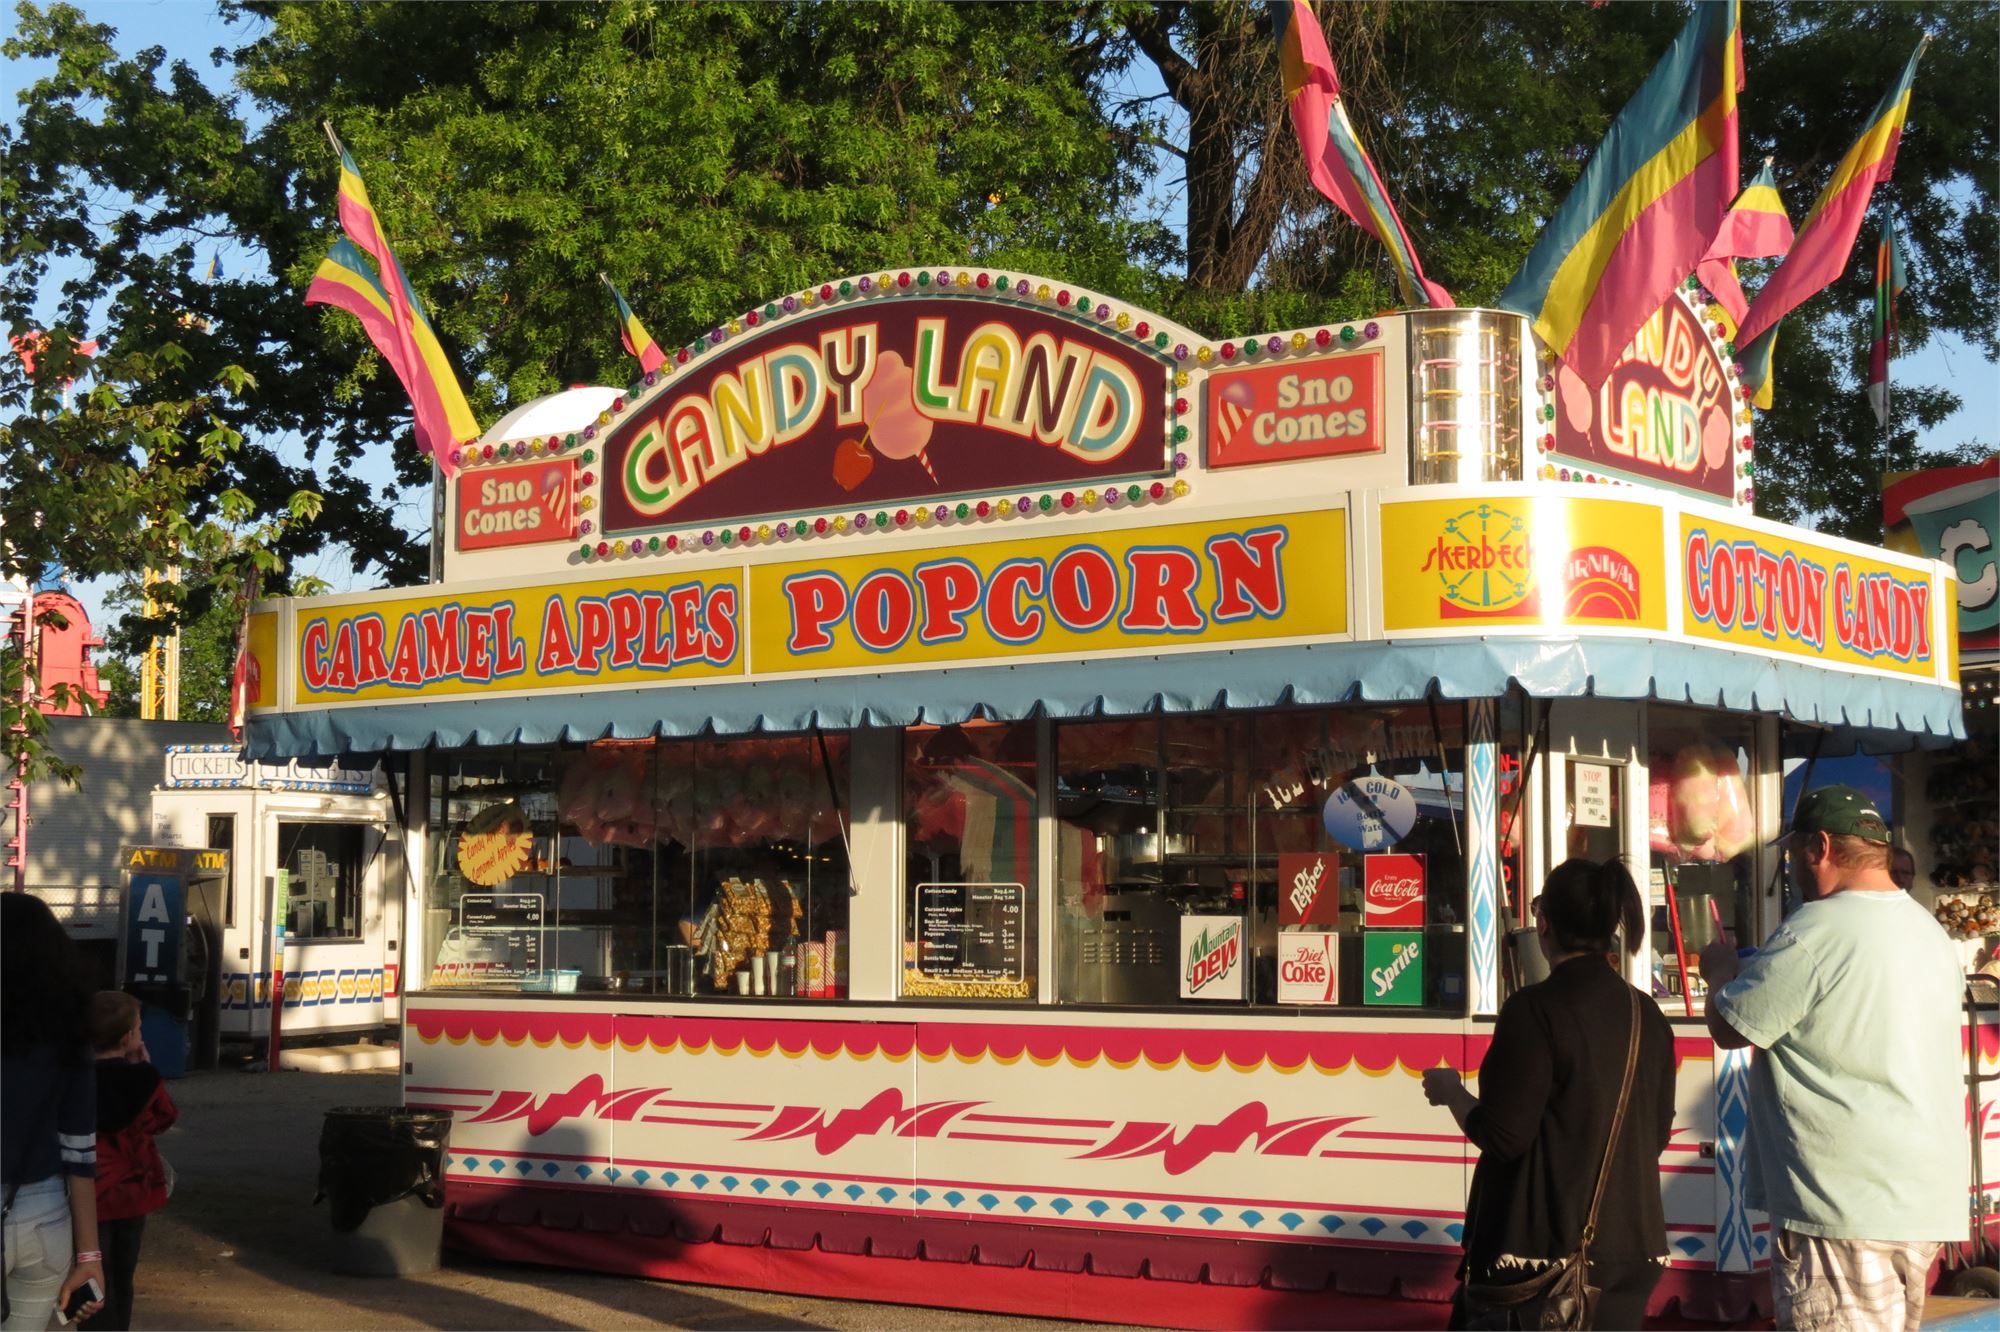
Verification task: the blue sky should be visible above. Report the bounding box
[9,0,1996,634]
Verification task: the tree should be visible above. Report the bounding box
[1,334,319,782]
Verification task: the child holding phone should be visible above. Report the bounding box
[80,994,177,1332]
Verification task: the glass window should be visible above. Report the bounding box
[277,822,364,940]
[902,722,1039,1000]
[1055,706,1468,1009]
[423,736,851,998]
[207,814,236,927]
[1647,705,1758,1015]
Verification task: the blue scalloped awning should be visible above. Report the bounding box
[244,634,1965,761]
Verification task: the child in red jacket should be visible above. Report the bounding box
[80,992,177,1332]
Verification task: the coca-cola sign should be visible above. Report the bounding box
[1363,852,1426,928]
[1277,851,1340,927]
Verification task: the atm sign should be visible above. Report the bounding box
[456,458,578,551]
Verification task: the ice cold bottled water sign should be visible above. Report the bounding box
[1323,775,1417,851]
[1363,930,1423,1006]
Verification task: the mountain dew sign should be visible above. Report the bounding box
[1363,930,1423,1006]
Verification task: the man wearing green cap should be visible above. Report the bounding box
[1699,785,1965,1331]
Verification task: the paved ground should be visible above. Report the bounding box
[136,1064,1125,1331]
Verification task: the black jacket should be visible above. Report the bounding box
[1461,955,1677,1270]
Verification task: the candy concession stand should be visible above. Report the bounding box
[242,273,1980,1327]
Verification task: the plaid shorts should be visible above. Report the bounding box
[1772,1227,1941,1332]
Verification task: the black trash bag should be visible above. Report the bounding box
[315,1106,453,1233]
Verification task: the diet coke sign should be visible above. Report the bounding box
[1277,852,1340,927]
[1363,852,1426,928]
[1277,932,1339,1004]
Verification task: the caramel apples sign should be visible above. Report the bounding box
[601,299,1174,533]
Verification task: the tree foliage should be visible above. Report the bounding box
[3,0,1993,627]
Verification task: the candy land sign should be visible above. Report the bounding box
[1551,289,1739,501]
[601,296,1173,533]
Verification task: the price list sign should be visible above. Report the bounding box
[913,882,1026,989]
[459,892,545,981]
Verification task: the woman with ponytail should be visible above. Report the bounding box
[1423,858,1677,1329]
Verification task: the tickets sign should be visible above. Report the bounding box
[455,458,577,551]
[749,508,1349,672]
[1681,514,1937,677]
[600,298,1172,533]
[294,571,743,704]
[1206,350,1384,469]
[1363,852,1426,928]
[1378,495,1667,632]
[1552,289,1738,500]
[1277,851,1340,926]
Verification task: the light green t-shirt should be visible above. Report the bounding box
[1714,890,1967,1242]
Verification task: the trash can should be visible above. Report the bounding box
[315,1107,453,1276]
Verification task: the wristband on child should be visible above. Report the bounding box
[75,1251,103,1263]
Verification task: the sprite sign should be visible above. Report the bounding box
[1363,930,1423,1006]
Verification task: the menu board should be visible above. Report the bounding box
[458,892,544,980]
[914,882,1025,985]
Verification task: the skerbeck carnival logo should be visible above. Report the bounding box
[600,297,1172,533]
[1420,504,1538,618]
[1180,917,1244,1000]
[1563,546,1643,621]
[1363,853,1426,928]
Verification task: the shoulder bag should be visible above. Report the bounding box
[1457,988,1643,1332]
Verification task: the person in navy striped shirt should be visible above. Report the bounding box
[2,894,104,1329]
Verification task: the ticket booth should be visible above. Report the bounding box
[151,745,403,1045]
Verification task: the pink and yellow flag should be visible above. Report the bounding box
[601,275,666,375]
[1696,161,1793,334]
[320,125,479,475]
[1498,1,1742,388]
[1272,0,1451,308]
[1735,39,1926,408]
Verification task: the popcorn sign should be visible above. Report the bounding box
[1277,932,1339,1004]
[1179,916,1245,1000]
[1363,852,1426,928]
[1277,851,1340,927]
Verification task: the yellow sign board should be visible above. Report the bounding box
[748,508,1349,671]
[1680,513,1938,677]
[294,570,744,704]
[1379,496,1667,632]
[244,611,279,710]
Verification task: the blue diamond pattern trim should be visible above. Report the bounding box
[1239,1210,1265,1228]
[877,1187,898,1204]
[1197,1207,1224,1225]
[912,1189,931,1204]
[1086,1201,1110,1217]
[516,1161,533,1175]
[844,1184,865,1201]
[977,1194,1000,1211]
[662,1172,680,1187]
[1401,1220,1428,1240]
[1161,1205,1185,1222]
[542,1163,561,1178]
[1444,1224,1465,1243]
[690,1173,709,1190]
[812,1182,832,1198]
[1676,1238,1706,1256]
[721,1176,739,1192]
[781,1180,800,1195]
[574,1165,593,1179]
[1358,1217,1387,1236]
[605,1168,622,1183]
[1279,1213,1303,1232]
[1123,1202,1146,1219]
[632,1170,651,1185]
[943,1191,965,1207]
[1319,1216,1345,1233]
[1014,1196,1036,1213]
[1050,1198,1073,1215]
[751,1178,770,1194]
[491,1160,508,1174]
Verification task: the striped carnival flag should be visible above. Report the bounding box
[1271,0,1451,308]
[1867,216,1908,427]
[320,124,479,474]
[1696,161,1794,335]
[1736,39,1926,409]
[1498,1,1742,388]
[304,237,470,476]
[600,274,666,375]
